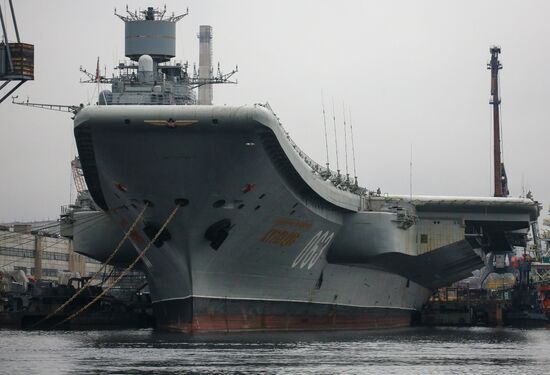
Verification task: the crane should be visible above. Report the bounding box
[0,0,34,104]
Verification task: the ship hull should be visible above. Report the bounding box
[154,297,412,332]
[73,104,512,333]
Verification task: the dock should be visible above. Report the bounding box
[0,272,153,330]
[421,284,549,328]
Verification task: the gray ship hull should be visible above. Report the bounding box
[72,104,536,332]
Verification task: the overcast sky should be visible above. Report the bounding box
[1,0,549,223]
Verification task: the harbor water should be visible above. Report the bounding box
[1,327,549,374]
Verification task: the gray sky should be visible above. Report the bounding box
[1,0,549,223]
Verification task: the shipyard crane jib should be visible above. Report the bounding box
[71,158,88,195]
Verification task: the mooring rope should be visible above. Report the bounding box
[30,203,149,329]
[52,203,181,329]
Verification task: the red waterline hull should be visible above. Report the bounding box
[153,297,414,333]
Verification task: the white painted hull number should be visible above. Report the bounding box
[292,230,335,270]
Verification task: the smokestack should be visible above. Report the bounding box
[198,25,213,105]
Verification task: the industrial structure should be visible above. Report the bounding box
[488,46,509,197]
[421,51,550,326]
[0,157,122,285]
[0,221,152,330]
[0,0,33,104]
[531,210,550,283]
[0,222,103,281]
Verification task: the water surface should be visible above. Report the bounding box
[1,327,549,374]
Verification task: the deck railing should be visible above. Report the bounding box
[255,103,368,196]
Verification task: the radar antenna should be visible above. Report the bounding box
[115,6,189,23]
[190,62,238,89]
[79,57,112,84]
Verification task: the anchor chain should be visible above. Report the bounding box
[53,202,182,328]
[30,202,149,329]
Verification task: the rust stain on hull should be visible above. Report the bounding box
[153,297,412,334]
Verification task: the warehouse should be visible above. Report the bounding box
[0,221,102,281]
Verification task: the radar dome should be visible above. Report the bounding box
[138,55,154,83]
[138,55,154,72]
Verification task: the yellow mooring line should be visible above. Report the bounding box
[52,202,181,329]
[30,202,150,329]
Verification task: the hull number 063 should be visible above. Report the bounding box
[291,230,335,270]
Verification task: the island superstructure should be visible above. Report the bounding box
[52,6,539,332]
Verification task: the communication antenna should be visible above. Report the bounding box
[321,91,330,172]
[348,108,358,186]
[409,144,413,199]
[342,102,350,181]
[331,97,340,177]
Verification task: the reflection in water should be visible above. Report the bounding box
[1,327,549,374]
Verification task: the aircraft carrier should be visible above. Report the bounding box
[56,6,539,333]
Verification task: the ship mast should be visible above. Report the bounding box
[488,46,508,197]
